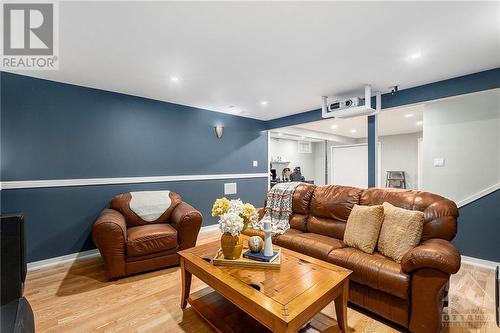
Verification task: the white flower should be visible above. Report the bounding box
[228,199,244,214]
[219,212,244,236]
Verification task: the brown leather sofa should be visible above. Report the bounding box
[93,192,202,280]
[244,184,460,333]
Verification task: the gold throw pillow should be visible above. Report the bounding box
[377,202,424,263]
[343,204,385,254]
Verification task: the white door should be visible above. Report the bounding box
[331,144,368,188]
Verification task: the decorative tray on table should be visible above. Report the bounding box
[212,248,281,269]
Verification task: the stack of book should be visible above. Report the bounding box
[243,250,280,263]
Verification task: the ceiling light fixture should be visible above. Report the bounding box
[260,101,268,106]
[404,114,414,118]
[278,133,283,136]
[331,124,338,129]
[350,129,357,133]
[416,121,423,126]
[171,76,180,82]
[301,136,305,140]
[214,126,224,139]
[410,52,423,60]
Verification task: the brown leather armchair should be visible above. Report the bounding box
[92,192,202,280]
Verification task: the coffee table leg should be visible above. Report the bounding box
[180,257,192,309]
[334,280,349,333]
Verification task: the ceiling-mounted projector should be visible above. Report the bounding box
[322,85,380,119]
[328,97,364,111]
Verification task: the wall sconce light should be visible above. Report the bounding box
[214,126,224,139]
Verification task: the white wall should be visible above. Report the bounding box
[312,141,326,185]
[379,132,422,190]
[422,89,500,202]
[269,138,316,181]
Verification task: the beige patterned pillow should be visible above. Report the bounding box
[378,202,424,263]
[343,204,385,254]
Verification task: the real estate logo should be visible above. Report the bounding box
[1,1,59,70]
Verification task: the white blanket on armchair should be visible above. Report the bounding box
[129,191,172,222]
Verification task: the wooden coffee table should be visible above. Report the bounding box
[178,236,352,333]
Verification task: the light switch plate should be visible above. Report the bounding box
[433,158,445,167]
[253,160,258,167]
[224,183,237,195]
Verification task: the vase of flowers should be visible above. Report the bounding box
[212,197,258,260]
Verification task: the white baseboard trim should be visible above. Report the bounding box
[461,255,499,270]
[457,183,500,208]
[27,224,221,271]
[27,248,100,271]
[1,173,269,190]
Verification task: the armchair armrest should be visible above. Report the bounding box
[171,202,202,250]
[401,239,461,275]
[92,209,127,279]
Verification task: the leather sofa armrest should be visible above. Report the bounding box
[170,202,202,250]
[401,239,461,275]
[92,209,127,279]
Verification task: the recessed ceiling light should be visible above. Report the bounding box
[171,76,180,82]
[301,136,305,139]
[409,52,423,60]
[404,114,414,118]
[350,129,357,133]
[278,133,283,136]
[260,101,268,106]
[331,124,338,129]
[416,120,423,126]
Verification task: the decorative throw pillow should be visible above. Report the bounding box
[377,202,424,263]
[343,204,385,254]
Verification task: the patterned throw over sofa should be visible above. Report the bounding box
[244,183,460,333]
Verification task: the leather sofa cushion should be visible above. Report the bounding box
[328,247,410,300]
[360,188,458,241]
[127,224,178,257]
[291,183,316,214]
[289,213,308,232]
[110,192,183,227]
[310,185,362,222]
[306,216,346,239]
[275,231,345,261]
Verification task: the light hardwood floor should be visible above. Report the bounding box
[25,229,499,333]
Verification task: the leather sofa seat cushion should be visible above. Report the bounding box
[275,231,345,261]
[127,224,178,257]
[310,185,362,222]
[328,247,410,300]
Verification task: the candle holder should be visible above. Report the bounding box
[263,220,274,256]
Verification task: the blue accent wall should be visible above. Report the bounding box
[0,72,269,262]
[454,189,500,262]
[1,73,268,180]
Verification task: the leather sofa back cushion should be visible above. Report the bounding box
[291,183,316,214]
[360,188,458,241]
[343,204,384,254]
[377,202,424,263]
[310,185,362,221]
[110,192,183,227]
[289,213,308,232]
[306,215,346,239]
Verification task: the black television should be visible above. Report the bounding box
[1,213,27,305]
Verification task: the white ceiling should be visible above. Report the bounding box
[291,104,424,139]
[12,1,500,120]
